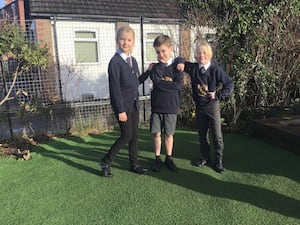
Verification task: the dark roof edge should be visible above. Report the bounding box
[30,13,184,23]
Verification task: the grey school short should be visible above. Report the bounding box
[150,113,177,135]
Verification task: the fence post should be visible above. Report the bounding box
[140,16,146,121]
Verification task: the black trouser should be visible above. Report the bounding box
[196,101,224,163]
[102,110,139,167]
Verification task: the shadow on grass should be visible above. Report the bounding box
[33,128,300,219]
[223,133,300,183]
[139,128,300,219]
[147,167,300,220]
[33,134,116,176]
[33,131,152,176]
[161,129,300,183]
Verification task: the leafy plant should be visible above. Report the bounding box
[178,0,300,129]
[0,21,49,106]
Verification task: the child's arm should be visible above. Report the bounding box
[174,57,185,72]
[216,67,234,100]
[181,61,194,75]
[138,63,156,84]
[155,69,184,92]
[148,63,155,71]
[149,64,165,85]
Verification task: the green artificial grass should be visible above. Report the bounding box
[0,128,299,225]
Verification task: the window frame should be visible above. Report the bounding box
[74,29,99,64]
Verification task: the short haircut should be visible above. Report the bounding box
[153,34,172,48]
[194,40,213,60]
[116,25,135,42]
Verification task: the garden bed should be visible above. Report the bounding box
[252,115,300,155]
[0,135,52,160]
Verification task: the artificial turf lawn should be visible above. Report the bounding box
[0,128,299,225]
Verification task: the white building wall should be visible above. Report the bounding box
[54,20,181,102]
[55,21,115,102]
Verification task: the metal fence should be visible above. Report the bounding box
[0,16,214,139]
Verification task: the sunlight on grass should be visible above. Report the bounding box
[0,129,299,225]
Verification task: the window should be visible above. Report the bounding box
[74,31,98,63]
[145,32,162,62]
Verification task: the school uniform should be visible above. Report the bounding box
[184,61,234,171]
[150,57,184,135]
[101,50,149,169]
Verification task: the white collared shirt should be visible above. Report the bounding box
[198,61,211,72]
[165,58,174,66]
[117,49,131,62]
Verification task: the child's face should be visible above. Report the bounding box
[195,45,211,65]
[118,30,135,55]
[154,44,173,63]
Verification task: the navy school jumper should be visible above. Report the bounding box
[108,53,150,115]
[102,53,150,167]
[150,57,184,114]
[184,61,234,108]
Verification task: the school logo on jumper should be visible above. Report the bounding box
[162,76,173,81]
[197,84,208,96]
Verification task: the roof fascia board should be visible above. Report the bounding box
[30,13,183,23]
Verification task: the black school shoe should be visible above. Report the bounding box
[100,159,113,177]
[152,157,163,172]
[131,165,148,175]
[195,158,210,167]
[215,161,225,174]
[165,156,178,171]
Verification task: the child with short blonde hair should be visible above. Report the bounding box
[182,40,234,173]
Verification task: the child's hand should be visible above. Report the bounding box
[207,91,216,99]
[148,63,155,71]
[118,112,127,122]
[177,63,184,72]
